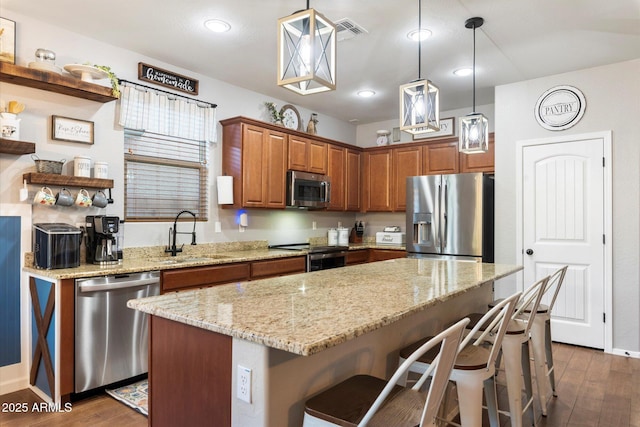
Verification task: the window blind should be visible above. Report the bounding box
[124,130,208,221]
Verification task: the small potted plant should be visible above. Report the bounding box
[264,102,284,125]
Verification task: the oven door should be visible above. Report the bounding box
[287,171,330,208]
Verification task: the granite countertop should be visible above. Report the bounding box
[22,240,407,280]
[128,258,522,356]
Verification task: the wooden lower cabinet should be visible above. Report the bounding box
[369,249,407,262]
[161,263,250,293]
[346,249,369,265]
[250,256,306,280]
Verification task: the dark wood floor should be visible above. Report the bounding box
[1,343,638,427]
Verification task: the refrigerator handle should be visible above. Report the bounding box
[435,183,442,250]
[442,181,448,249]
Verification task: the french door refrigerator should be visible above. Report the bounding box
[406,173,494,262]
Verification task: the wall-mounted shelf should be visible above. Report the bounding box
[0,138,36,155]
[23,172,114,189]
[0,62,118,103]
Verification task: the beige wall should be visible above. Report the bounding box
[494,59,640,353]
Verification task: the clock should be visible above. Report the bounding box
[280,104,301,130]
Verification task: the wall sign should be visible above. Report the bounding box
[51,115,94,144]
[535,85,586,131]
[412,117,455,140]
[138,62,199,95]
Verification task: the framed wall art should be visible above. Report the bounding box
[51,115,95,144]
[412,117,455,140]
[0,17,16,64]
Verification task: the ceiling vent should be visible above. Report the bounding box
[334,18,368,41]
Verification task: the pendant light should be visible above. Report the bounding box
[277,1,336,95]
[400,0,440,135]
[459,17,489,154]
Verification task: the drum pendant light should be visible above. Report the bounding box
[277,1,337,95]
[400,0,440,135]
[459,17,489,154]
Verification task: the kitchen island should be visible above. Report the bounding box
[128,258,521,427]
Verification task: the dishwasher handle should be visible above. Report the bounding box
[78,275,159,293]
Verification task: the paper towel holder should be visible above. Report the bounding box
[216,176,234,205]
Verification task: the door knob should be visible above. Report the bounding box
[525,249,534,255]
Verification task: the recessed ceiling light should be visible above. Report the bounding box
[407,28,431,41]
[454,67,473,77]
[357,89,376,98]
[205,19,231,33]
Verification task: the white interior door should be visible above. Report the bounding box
[522,137,605,349]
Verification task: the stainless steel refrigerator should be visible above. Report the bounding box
[406,173,494,262]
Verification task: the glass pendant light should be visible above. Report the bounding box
[459,17,489,154]
[400,0,440,135]
[277,1,336,95]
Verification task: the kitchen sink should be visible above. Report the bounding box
[151,255,231,265]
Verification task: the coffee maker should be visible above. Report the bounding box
[85,216,121,265]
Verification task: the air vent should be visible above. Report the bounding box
[334,18,368,41]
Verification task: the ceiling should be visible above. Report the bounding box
[4,0,639,125]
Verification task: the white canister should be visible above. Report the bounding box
[0,112,21,140]
[74,156,91,177]
[327,228,338,246]
[94,162,109,179]
[338,227,350,246]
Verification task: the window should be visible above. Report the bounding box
[118,81,217,222]
[124,130,208,221]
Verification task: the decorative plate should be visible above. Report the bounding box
[63,64,109,82]
[280,104,301,131]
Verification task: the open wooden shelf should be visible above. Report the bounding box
[23,172,114,189]
[0,62,118,103]
[0,138,36,155]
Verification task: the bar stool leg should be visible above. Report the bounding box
[453,373,485,427]
[521,341,536,426]
[530,316,551,416]
[544,318,557,396]
[483,376,500,427]
[502,335,525,427]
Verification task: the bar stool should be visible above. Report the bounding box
[302,318,470,427]
[522,266,568,416]
[397,292,521,427]
[465,276,550,427]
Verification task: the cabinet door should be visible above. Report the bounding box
[369,249,406,262]
[363,149,393,212]
[162,263,251,292]
[423,141,459,175]
[250,256,306,280]
[345,149,361,211]
[242,125,268,206]
[346,249,369,265]
[393,146,422,211]
[308,140,327,174]
[459,134,495,173]
[327,145,346,210]
[264,131,287,208]
[288,135,308,171]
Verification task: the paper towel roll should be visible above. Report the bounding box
[217,176,234,205]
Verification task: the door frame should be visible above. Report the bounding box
[515,131,612,353]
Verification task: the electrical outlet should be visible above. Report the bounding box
[214,221,222,233]
[312,221,317,230]
[237,365,251,403]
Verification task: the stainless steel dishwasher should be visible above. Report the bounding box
[75,271,160,393]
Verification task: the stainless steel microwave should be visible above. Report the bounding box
[286,170,330,208]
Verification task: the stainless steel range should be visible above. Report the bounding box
[269,243,349,272]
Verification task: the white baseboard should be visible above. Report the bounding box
[0,363,29,395]
[611,348,640,359]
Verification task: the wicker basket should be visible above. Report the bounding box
[31,155,66,174]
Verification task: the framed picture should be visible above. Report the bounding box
[0,17,16,64]
[51,115,95,144]
[412,117,455,140]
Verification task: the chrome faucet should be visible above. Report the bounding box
[165,210,197,256]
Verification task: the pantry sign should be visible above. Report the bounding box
[138,62,199,95]
[535,85,586,131]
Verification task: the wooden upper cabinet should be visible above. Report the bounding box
[363,149,393,212]
[288,135,327,174]
[392,145,422,211]
[221,119,287,209]
[345,149,361,211]
[422,140,459,175]
[459,134,495,173]
[326,145,346,210]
